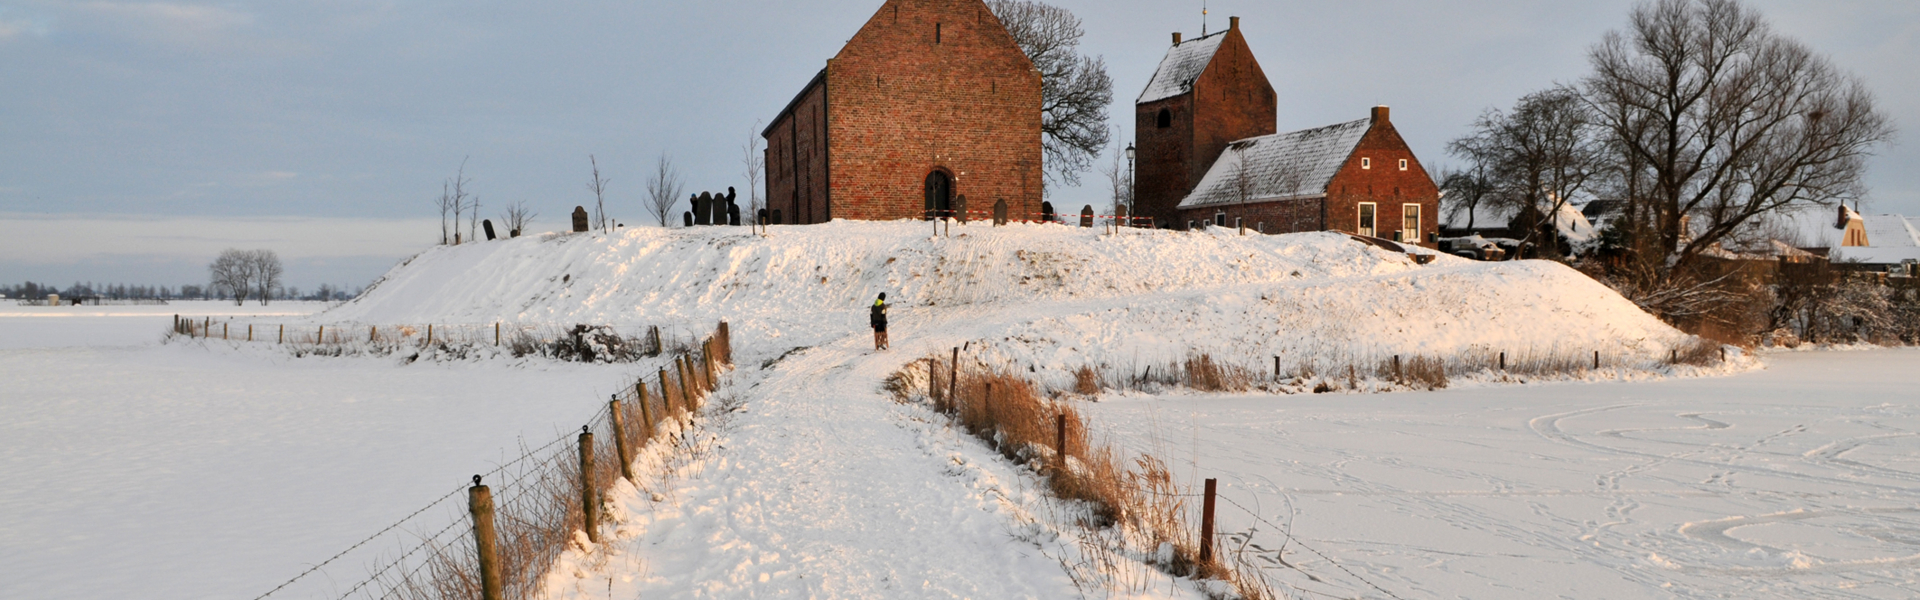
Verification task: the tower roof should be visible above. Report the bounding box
[1177,118,1371,209]
[1138,31,1227,104]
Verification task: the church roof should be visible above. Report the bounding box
[1176,118,1372,209]
[1138,32,1227,104]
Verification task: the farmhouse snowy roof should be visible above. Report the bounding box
[1863,214,1920,248]
[1138,32,1226,103]
[1176,118,1371,210]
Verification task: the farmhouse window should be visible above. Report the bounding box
[1399,159,1409,171]
[1358,203,1377,237]
[1361,157,1371,170]
[1157,108,1172,129]
[1402,204,1421,242]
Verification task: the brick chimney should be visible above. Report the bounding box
[1372,106,1391,124]
[1230,17,1240,31]
[1173,32,1183,46]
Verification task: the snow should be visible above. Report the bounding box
[1176,119,1371,210]
[11,222,1885,600]
[1139,32,1227,104]
[327,221,1693,374]
[0,305,662,600]
[1078,348,1920,599]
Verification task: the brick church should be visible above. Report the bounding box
[762,0,1043,224]
[1134,18,1439,247]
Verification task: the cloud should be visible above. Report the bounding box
[71,1,254,50]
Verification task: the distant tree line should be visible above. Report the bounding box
[2,281,359,303]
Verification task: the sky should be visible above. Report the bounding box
[2,0,1916,290]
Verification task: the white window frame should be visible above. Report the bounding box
[1399,159,1409,171]
[1358,202,1377,237]
[1361,157,1372,170]
[1402,203,1421,243]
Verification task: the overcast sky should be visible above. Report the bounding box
[2,0,1915,290]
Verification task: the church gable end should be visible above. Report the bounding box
[824,0,1043,221]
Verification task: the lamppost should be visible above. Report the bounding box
[1125,143,1136,227]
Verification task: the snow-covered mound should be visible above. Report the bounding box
[327,221,1690,368]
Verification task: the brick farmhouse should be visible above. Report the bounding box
[1134,19,1440,247]
[762,0,1043,224]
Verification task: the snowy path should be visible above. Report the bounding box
[1080,349,1920,599]
[551,321,1196,599]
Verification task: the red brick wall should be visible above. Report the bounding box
[765,73,830,224]
[1133,95,1194,227]
[1182,197,1325,233]
[1133,25,1275,227]
[1322,110,1440,248]
[822,0,1042,221]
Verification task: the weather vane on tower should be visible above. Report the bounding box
[1202,1,1210,36]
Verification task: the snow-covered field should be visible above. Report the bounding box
[6,223,1910,600]
[1081,349,1920,599]
[0,304,660,600]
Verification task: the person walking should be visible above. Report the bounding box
[870,292,890,351]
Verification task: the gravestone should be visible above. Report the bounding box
[1079,205,1094,228]
[1115,205,1130,228]
[483,219,497,240]
[683,211,694,227]
[694,192,713,225]
[571,206,590,232]
[757,208,769,226]
[1041,201,1056,223]
[728,203,741,226]
[992,199,1008,226]
[771,209,783,225]
[718,188,737,225]
[511,228,521,238]
[954,195,968,223]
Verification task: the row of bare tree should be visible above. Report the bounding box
[1440,0,1894,325]
[207,249,284,306]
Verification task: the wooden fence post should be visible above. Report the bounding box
[929,359,939,408]
[1393,355,1402,383]
[948,347,959,411]
[469,477,503,600]
[370,326,377,343]
[1499,351,1505,371]
[1199,478,1219,565]
[247,324,252,342]
[1274,356,1280,381]
[718,321,731,364]
[223,323,228,340]
[495,322,501,346]
[1055,413,1068,472]
[659,369,676,421]
[578,427,599,543]
[278,324,284,344]
[610,396,635,484]
[317,325,324,344]
[1594,350,1600,370]
[427,324,434,345]
[636,382,655,441]
[173,314,179,333]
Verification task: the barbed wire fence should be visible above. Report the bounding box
[246,321,734,600]
[166,317,711,364]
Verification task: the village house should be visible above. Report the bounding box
[762,0,1043,224]
[1133,18,1440,248]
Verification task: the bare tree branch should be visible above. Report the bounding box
[988,0,1112,191]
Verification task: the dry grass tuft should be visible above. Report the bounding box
[1074,365,1101,396]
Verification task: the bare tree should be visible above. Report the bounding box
[249,250,283,306]
[644,153,685,227]
[587,155,613,233]
[1583,0,1893,273]
[988,0,1113,191]
[499,201,537,237]
[208,249,254,306]
[1448,87,1604,257]
[465,194,481,243]
[446,158,473,245]
[743,123,765,231]
[433,181,454,245]
[1437,164,1496,232]
[1097,130,1132,223]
